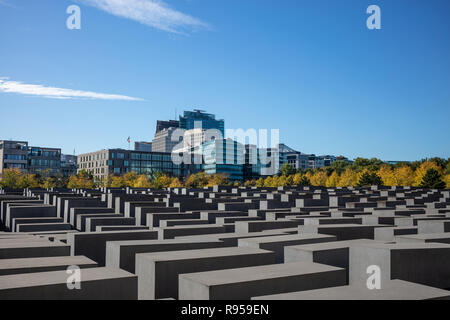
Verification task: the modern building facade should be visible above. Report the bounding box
[0,140,70,177]
[77,149,183,181]
[179,110,225,136]
[156,120,179,134]
[134,141,152,152]
[61,154,78,177]
[277,143,348,171]
[202,139,245,181]
[152,127,181,153]
[0,140,28,175]
[27,146,61,176]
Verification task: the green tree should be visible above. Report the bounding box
[419,169,446,189]
[278,163,295,176]
[330,160,351,175]
[357,172,383,187]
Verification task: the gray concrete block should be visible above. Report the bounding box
[69,207,115,227]
[179,261,346,300]
[12,217,64,232]
[0,256,97,275]
[0,240,70,259]
[6,206,56,229]
[396,233,450,244]
[136,247,276,300]
[96,226,149,232]
[106,239,227,273]
[146,212,200,228]
[252,280,450,300]
[349,242,450,289]
[238,234,337,263]
[300,224,390,240]
[374,226,418,242]
[85,217,135,232]
[76,213,119,231]
[67,230,158,266]
[16,223,72,233]
[235,220,301,233]
[157,224,227,240]
[0,267,137,300]
[418,220,450,234]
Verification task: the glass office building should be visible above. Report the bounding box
[202,139,244,181]
[78,149,183,181]
[28,146,62,176]
[179,110,225,136]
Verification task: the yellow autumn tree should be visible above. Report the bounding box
[123,172,138,187]
[244,179,256,187]
[207,174,231,187]
[255,177,265,187]
[40,177,57,189]
[378,165,396,186]
[278,175,293,187]
[337,168,358,187]
[444,174,450,189]
[134,174,152,188]
[169,177,184,188]
[67,170,94,189]
[414,161,443,186]
[271,175,281,187]
[292,173,302,186]
[393,165,415,186]
[310,171,328,187]
[152,173,173,189]
[17,174,40,189]
[305,172,314,183]
[110,176,125,188]
[326,171,340,187]
[0,168,22,188]
[263,176,273,187]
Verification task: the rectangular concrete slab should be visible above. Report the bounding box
[106,238,228,273]
[349,242,450,289]
[238,234,337,263]
[179,261,346,300]
[396,233,450,244]
[67,230,158,266]
[252,280,450,300]
[136,247,276,300]
[0,240,70,259]
[0,267,137,300]
[157,224,227,240]
[0,256,97,275]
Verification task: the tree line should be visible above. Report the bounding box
[1,157,449,189]
[245,158,449,189]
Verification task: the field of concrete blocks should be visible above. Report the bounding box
[0,185,450,300]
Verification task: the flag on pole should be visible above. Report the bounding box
[127,137,131,144]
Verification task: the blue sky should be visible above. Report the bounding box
[0,0,449,161]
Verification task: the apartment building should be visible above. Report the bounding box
[77,149,183,181]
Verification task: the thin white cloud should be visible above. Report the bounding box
[0,78,144,101]
[79,0,208,34]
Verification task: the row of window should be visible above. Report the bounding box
[0,143,27,150]
[29,159,60,168]
[3,163,26,169]
[79,153,107,162]
[80,152,173,163]
[28,150,60,158]
[4,154,26,161]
